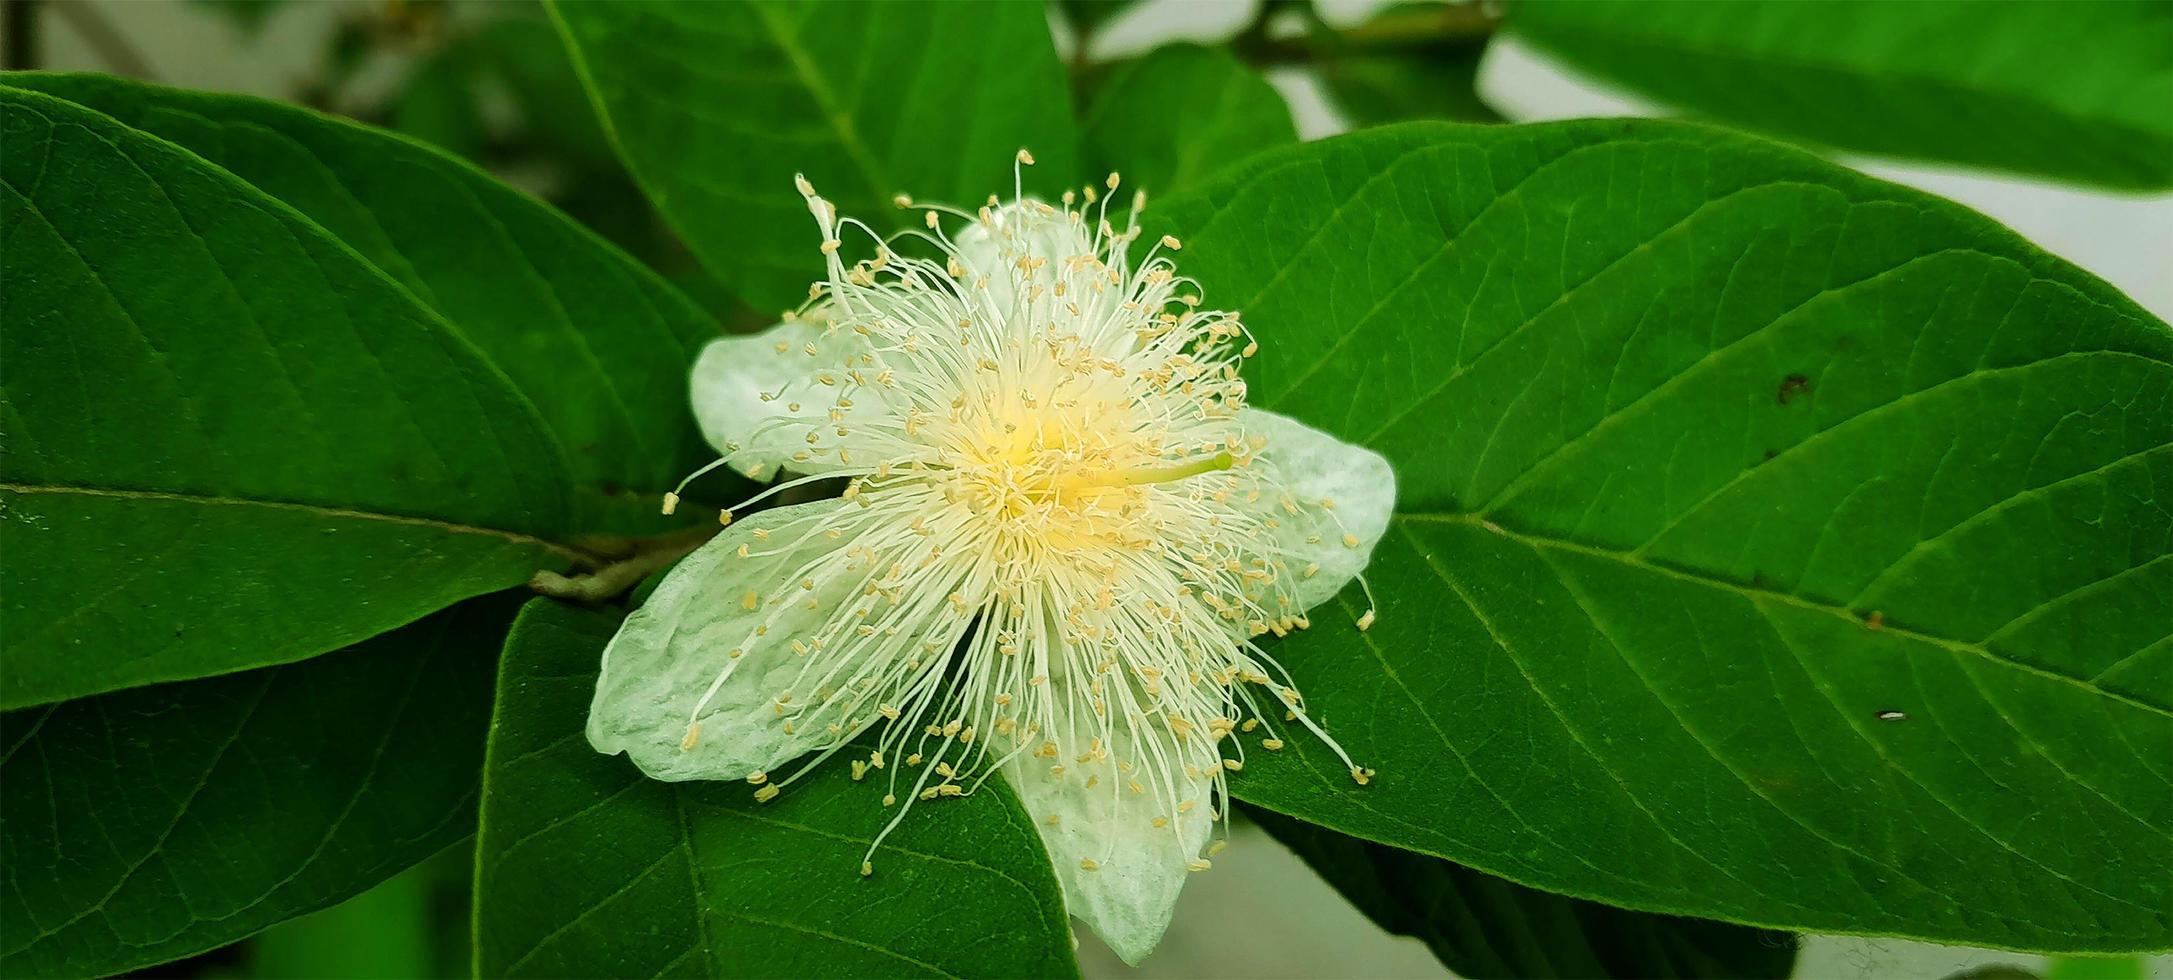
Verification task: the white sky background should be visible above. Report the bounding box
[35,2,2172,978]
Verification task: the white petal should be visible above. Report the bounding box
[588,500,946,781]
[1243,408,1396,611]
[1003,677,1217,964]
[952,200,1095,314]
[688,320,884,479]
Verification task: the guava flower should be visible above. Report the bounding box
[587,153,1393,963]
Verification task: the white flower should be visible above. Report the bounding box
[588,154,1394,964]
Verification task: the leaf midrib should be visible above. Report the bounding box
[0,483,592,565]
[744,1,894,210]
[1395,510,2170,718]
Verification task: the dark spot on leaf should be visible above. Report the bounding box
[1762,449,1777,462]
[1777,374,1811,405]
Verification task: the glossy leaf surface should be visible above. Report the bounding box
[550,0,1078,314]
[0,87,573,706]
[1082,43,1296,196]
[1151,120,2173,951]
[472,600,1078,979]
[1510,0,2173,189]
[0,598,514,978]
[8,72,721,531]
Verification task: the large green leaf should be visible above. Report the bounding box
[1250,808,1797,978]
[1149,121,2173,951]
[0,87,575,707]
[0,596,515,978]
[7,71,722,531]
[473,599,1078,979]
[1509,0,2173,190]
[549,0,1079,314]
[1081,43,1296,197]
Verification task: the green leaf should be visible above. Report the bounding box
[473,599,1078,979]
[1056,0,1142,43]
[0,596,516,978]
[548,0,1079,314]
[0,86,575,707]
[1081,44,1296,197]
[7,71,724,532]
[388,50,487,162]
[243,861,440,980]
[1249,808,1797,978]
[1316,4,1500,127]
[2047,956,2148,980]
[470,16,619,170]
[1319,45,1499,128]
[1149,121,2173,951]
[1508,0,2173,190]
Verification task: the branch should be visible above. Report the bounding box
[530,523,719,604]
[1232,4,1500,67]
[1071,2,1499,93]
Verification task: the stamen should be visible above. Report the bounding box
[712,165,1380,881]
